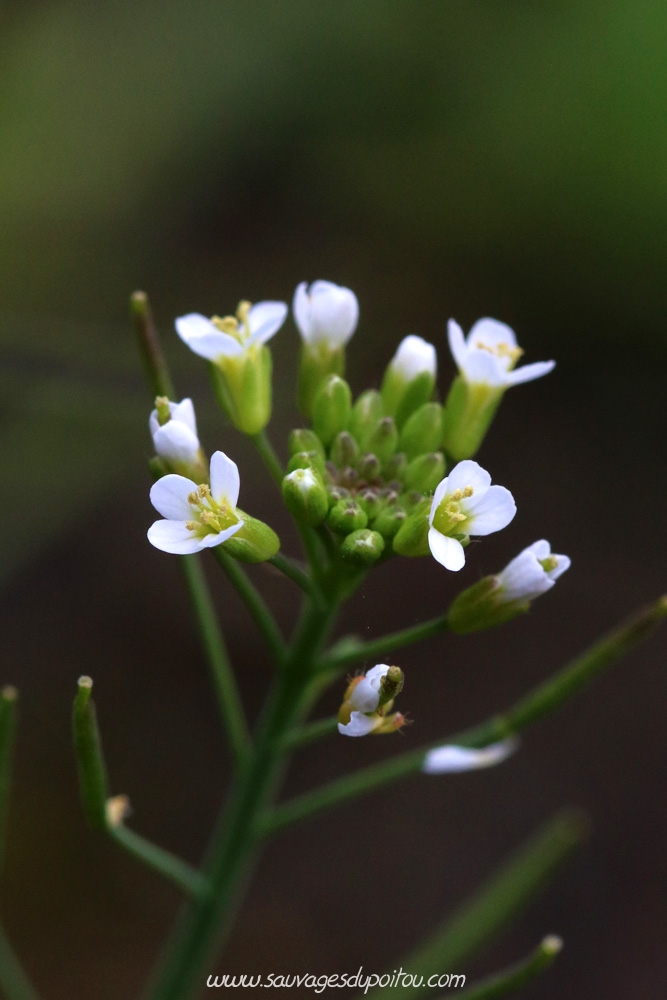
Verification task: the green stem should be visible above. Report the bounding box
[0,923,41,1000]
[213,549,286,665]
[268,553,315,597]
[250,430,284,486]
[282,715,339,749]
[360,812,582,1000]
[455,936,562,1000]
[264,596,667,834]
[0,686,18,868]
[109,825,207,898]
[131,291,175,399]
[179,555,250,768]
[322,613,450,672]
[143,597,337,1000]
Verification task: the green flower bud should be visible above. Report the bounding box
[381,336,437,427]
[281,468,329,527]
[222,512,280,563]
[357,453,382,481]
[399,403,445,460]
[312,375,352,448]
[327,484,351,505]
[356,488,385,519]
[288,428,325,460]
[326,499,368,534]
[371,504,406,540]
[392,500,431,557]
[383,452,408,483]
[363,416,398,465]
[442,376,503,461]
[403,452,446,493]
[297,342,345,417]
[349,390,384,447]
[209,346,273,436]
[287,450,327,477]
[340,529,385,566]
[330,430,359,468]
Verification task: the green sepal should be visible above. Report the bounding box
[371,504,407,540]
[209,345,273,435]
[349,390,384,447]
[403,451,446,493]
[326,500,368,535]
[384,451,408,483]
[392,500,431,556]
[222,512,280,563]
[399,402,445,460]
[382,368,435,428]
[298,342,345,417]
[447,576,529,634]
[330,430,359,468]
[288,428,325,460]
[442,375,504,461]
[363,416,398,464]
[340,529,385,566]
[312,375,352,447]
[286,450,327,477]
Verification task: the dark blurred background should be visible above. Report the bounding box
[1,2,666,998]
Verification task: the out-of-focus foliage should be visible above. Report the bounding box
[1,0,666,577]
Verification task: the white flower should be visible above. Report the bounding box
[147,451,244,555]
[293,280,359,349]
[497,540,571,603]
[422,738,518,774]
[428,460,516,572]
[175,300,287,362]
[388,334,437,381]
[448,318,554,388]
[338,664,396,737]
[149,398,200,465]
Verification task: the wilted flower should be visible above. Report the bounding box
[338,664,405,737]
[428,460,516,572]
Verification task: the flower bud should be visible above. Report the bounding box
[355,488,385,519]
[381,335,437,427]
[281,468,329,527]
[312,375,352,447]
[221,513,280,563]
[383,452,408,483]
[288,428,325,460]
[399,402,445,460]
[371,504,406,540]
[293,281,358,415]
[356,452,382,481]
[392,500,431,557]
[330,430,359,468]
[403,452,446,493]
[326,500,368,535]
[340,529,385,566]
[363,416,399,465]
[349,390,384,447]
[286,450,327,477]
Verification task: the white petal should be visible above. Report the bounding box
[467,318,518,352]
[170,398,198,434]
[505,360,556,385]
[497,549,553,602]
[198,520,244,548]
[175,313,243,359]
[390,335,437,380]
[423,738,518,774]
[458,348,507,386]
[446,460,492,497]
[525,539,551,559]
[310,281,359,346]
[549,554,571,581]
[149,475,196,520]
[147,520,202,555]
[338,711,378,737]
[428,528,465,571]
[447,319,468,370]
[292,282,313,340]
[365,664,390,684]
[247,301,288,346]
[429,476,451,525]
[466,485,516,536]
[350,677,381,713]
[209,451,240,507]
[153,422,200,464]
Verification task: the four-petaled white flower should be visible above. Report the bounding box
[388,334,437,380]
[293,280,359,349]
[429,460,516,572]
[338,664,391,737]
[148,451,244,555]
[448,318,555,388]
[422,737,518,774]
[149,398,200,465]
[497,540,571,603]
[175,300,288,362]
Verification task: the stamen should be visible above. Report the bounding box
[187,491,199,505]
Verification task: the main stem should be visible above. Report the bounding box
[144,596,335,1000]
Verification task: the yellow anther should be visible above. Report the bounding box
[198,484,211,499]
[185,520,198,531]
[475,340,524,364]
[212,314,240,335]
[444,502,466,523]
[199,511,218,527]
[187,491,199,505]
[462,485,474,498]
[451,489,463,501]
[236,300,252,324]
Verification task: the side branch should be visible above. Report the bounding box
[321,613,450,672]
[263,596,667,835]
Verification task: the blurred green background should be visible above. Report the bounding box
[1,2,666,998]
